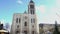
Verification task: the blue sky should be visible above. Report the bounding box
[0,0,60,25]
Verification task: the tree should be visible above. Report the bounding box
[53,21,60,34]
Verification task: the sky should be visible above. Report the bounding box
[0,0,60,25]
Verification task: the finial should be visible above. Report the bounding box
[30,0,34,3]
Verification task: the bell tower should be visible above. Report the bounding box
[28,0,35,15]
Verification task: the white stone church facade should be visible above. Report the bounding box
[11,0,39,34]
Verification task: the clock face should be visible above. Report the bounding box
[30,5,34,8]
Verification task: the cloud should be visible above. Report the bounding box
[56,0,60,8]
[55,0,60,24]
[36,5,46,14]
[17,0,23,4]
[36,5,47,24]
[36,5,58,24]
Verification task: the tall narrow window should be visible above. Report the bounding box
[33,19,35,23]
[31,19,32,23]
[24,22,27,26]
[33,10,34,14]
[31,10,32,14]
[16,18,18,23]
[31,19,35,23]
[19,18,20,23]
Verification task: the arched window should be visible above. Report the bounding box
[19,18,20,23]
[33,19,35,23]
[31,10,32,14]
[33,10,34,14]
[31,18,35,23]
[24,22,27,26]
[16,18,18,23]
[31,19,32,23]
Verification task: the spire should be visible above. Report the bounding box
[30,0,34,3]
[31,0,32,1]
[28,0,35,14]
[24,10,27,14]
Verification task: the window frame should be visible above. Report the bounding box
[19,18,21,23]
[24,22,27,26]
[16,18,18,23]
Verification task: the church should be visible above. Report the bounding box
[11,0,39,34]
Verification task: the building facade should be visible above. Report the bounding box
[11,0,39,34]
[39,23,60,34]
